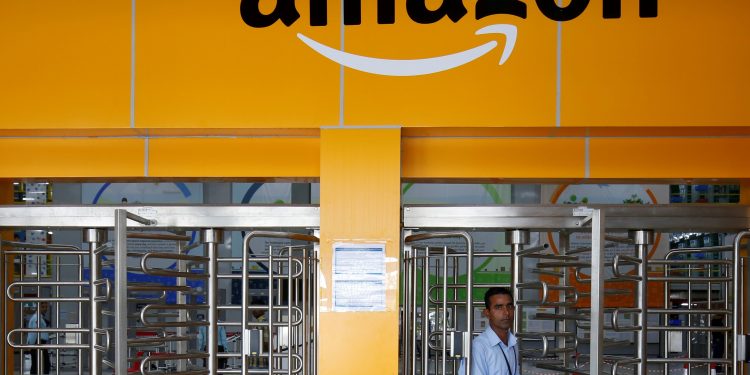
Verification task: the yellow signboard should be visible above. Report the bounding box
[1,0,748,129]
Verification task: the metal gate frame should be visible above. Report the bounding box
[402,204,750,375]
[0,205,320,375]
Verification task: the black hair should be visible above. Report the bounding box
[484,287,513,309]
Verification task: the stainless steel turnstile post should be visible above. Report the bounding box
[85,228,107,375]
[203,229,223,375]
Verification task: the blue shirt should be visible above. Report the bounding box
[27,312,49,344]
[459,326,518,375]
[197,324,228,350]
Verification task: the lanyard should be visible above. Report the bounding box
[499,344,516,375]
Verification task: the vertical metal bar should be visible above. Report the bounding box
[85,229,104,375]
[465,233,474,375]
[442,246,448,375]
[113,209,129,375]
[507,229,528,374]
[401,231,412,375]
[688,254,693,375]
[744,253,747,374]
[312,231,320,375]
[36,251,41,375]
[55,254,60,375]
[302,246,309,375]
[0,244,5,375]
[558,232,569,368]
[725,257,730,375]
[287,251,292,375]
[512,240,522,374]
[241,233,249,375]
[432,249,438,374]
[176,237,187,372]
[708,266,713,362]
[77,253,83,375]
[631,230,652,375]
[453,247,459,374]
[453,250,459,321]
[410,248,419,372]
[400,246,407,375]
[203,229,223,375]
[664,249,670,375]
[589,209,605,375]
[734,232,750,375]
[402,242,412,375]
[422,250,429,375]
[268,245,274,372]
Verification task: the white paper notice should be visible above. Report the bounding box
[332,243,386,312]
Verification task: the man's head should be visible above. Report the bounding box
[483,287,514,333]
[251,297,267,319]
[39,302,49,314]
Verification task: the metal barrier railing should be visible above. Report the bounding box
[0,205,321,375]
[400,205,750,375]
[2,241,92,375]
[402,231,479,375]
[240,231,319,375]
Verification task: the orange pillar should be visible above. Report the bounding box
[0,180,14,374]
[319,128,401,375]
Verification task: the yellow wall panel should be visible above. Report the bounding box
[586,127,750,137]
[0,1,130,129]
[590,138,750,179]
[404,126,750,138]
[0,139,144,177]
[319,313,399,375]
[148,137,319,178]
[136,0,340,128]
[562,1,750,126]
[319,129,400,375]
[344,6,556,126]
[403,137,586,179]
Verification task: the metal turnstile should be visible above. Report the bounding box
[1,205,320,375]
[239,231,319,375]
[401,205,750,375]
[3,240,93,375]
[402,231,477,375]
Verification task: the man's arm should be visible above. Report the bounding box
[26,314,37,344]
[197,326,205,351]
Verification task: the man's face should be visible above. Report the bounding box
[484,293,514,332]
[40,303,49,314]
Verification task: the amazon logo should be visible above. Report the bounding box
[240,0,658,76]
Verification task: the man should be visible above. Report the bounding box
[27,302,51,374]
[196,314,228,368]
[460,287,518,375]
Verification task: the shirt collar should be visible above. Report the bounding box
[483,325,516,349]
